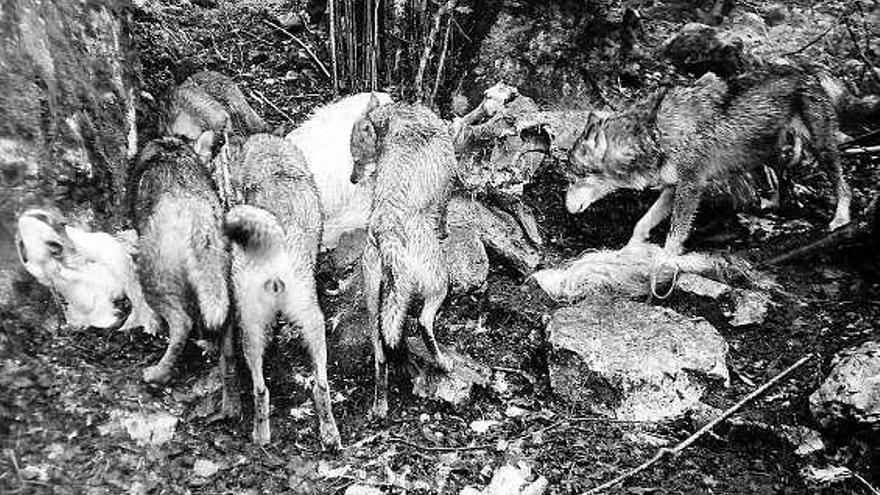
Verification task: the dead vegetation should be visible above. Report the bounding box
[2,0,879,494]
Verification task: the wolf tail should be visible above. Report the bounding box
[185,214,230,331]
[224,205,285,253]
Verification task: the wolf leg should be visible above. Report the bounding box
[363,239,388,419]
[801,91,851,230]
[628,187,674,247]
[186,237,229,330]
[663,182,703,257]
[219,317,241,418]
[415,238,452,372]
[284,284,342,450]
[143,300,191,384]
[239,301,270,444]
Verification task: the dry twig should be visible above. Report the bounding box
[250,89,297,125]
[415,0,458,102]
[263,19,332,80]
[782,24,834,56]
[387,435,494,452]
[581,354,813,495]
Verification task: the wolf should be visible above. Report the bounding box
[164,70,267,165]
[223,134,341,449]
[285,92,393,249]
[15,208,157,333]
[349,96,454,419]
[565,68,852,258]
[130,138,230,385]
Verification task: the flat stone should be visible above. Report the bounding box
[810,341,880,427]
[407,338,491,407]
[728,289,770,327]
[547,298,729,421]
[677,273,732,299]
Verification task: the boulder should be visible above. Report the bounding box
[448,196,541,276]
[407,338,491,407]
[663,23,746,77]
[547,298,729,421]
[810,341,880,428]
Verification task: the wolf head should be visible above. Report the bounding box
[564,111,625,214]
[349,93,384,184]
[15,209,157,332]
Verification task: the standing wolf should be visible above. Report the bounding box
[223,134,341,449]
[565,68,852,257]
[130,138,230,385]
[349,96,454,419]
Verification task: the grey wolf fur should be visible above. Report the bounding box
[131,138,230,385]
[15,208,156,333]
[164,71,267,164]
[223,134,341,449]
[350,96,454,419]
[565,68,852,257]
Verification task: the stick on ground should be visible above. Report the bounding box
[581,354,813,495]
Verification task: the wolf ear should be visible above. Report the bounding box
[193,130,216,164]
[367,92,381,112]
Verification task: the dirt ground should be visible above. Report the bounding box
[2,0,879,493]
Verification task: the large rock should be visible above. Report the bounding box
[810,341,880,428]
[547,298,729,421]
[407,338,491,407]
[0,0,139,307]
[448,196,541,276]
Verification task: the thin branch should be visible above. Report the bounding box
[387,436,494,452]
[415,0,457,102]
[782,24,834,56]
[853,471,880,495]
[581,354,814,495]
[328,0,339,95]
[263,19,332,80]
[249,89,297,125]
[431,14,454,105]
[843,144,880,155]
[843,16,880,87]
[759,220,868,267]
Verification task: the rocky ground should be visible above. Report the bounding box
[2,0,879,494]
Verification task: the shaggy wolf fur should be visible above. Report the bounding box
[164,71,267,165]
[350,97,454,419]
[131,138,229,385]
[565,68,852,257]
[223,134,341,449]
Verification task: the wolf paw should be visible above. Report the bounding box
[320,422,342,451]
[370,400,388,420]
[828,215,850,231]
[252,421,270,445]
[142,365,172,384]
[435,352,454,373]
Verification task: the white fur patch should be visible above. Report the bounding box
[285,92,393,249]
[16,210,158,333]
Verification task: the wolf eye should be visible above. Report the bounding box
[45,240,63,258]
[17,240,28,263]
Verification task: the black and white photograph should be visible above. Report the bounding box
[1,0,878,493]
